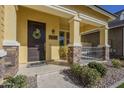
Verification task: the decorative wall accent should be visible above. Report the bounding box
[49,35,58,40]
[32,28,41,39]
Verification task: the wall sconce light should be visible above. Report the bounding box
[52,29,55,34]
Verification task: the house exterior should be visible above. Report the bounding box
[109,10,124,58]
[0,5,115,83]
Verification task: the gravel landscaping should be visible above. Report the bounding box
[96,62,124,88]
[117,83,124,88]
[26,75,37,88]
[62,61,124,88]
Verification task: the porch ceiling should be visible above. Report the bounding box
[21,5,108,27]
[59,17,98,33]
[22,5,75,19]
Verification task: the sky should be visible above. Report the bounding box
[100,5,124,13]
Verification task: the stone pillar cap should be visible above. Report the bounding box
[3,40,20,46]
[98,44,110,48]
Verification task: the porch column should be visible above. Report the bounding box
[68,15,82,64]
[0,5,6,84]
[2,6,20,77]
[99,25,109,60]
[3,6,19,45]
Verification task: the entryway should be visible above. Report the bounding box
[28,20,46,62]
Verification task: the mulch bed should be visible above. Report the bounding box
[62,62,124,88]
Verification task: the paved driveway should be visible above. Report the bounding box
[17,64,79,88]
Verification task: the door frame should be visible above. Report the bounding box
[27,20,46,62]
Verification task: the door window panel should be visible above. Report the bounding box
[59,31,65,46]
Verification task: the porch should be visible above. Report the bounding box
[0,5,116,79]
[2,5,112,65]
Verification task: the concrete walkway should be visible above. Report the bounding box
[37,71,79,88]
[17,64,68,76]
[17,64,79,88]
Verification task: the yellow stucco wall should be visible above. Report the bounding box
[0,6,4,49]
[17,6,61,63]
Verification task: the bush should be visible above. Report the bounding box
[70,64,101,87]
[81,66,101,87]
[59,46,68,60]
[70,64,82,79]
[112,59,121,68]
[88,62,107,77]
[3,75,27,88]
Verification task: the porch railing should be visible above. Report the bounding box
[81,47,105,60]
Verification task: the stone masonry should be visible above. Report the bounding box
[0,57,5,84]
[68,46,82,64]
[105,46,110,60]
[0,5,5,84]
[3,46,19,77]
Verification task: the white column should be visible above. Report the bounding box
[68,15,82,64]
[3,5,20,46]
[69,15,81,46]
[99,26,109,47]
[99,25,110,60]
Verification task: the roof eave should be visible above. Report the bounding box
[87,5,116,21]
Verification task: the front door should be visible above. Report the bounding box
[28,20,46,62]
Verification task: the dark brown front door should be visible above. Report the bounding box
[28,20,46,62]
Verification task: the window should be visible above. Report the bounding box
[59,31,65,46]
[120,12,124,20]
[59,31,70,46]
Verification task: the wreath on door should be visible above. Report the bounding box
[32,28,41,39]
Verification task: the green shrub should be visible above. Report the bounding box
[3,75,27,88]
[88,62,107,77]
[70,64,82,79]
[81,66,101,87]
[112,59,121,68]
[70,64,101,87]
[59,46,68,60]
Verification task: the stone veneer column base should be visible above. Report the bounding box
[105,46,110,61]
[98,45,110,61]
[0,57,5,84]
[3,46,19,77]
[68,45,82,64]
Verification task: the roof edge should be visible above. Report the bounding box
[87,5,116,21]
